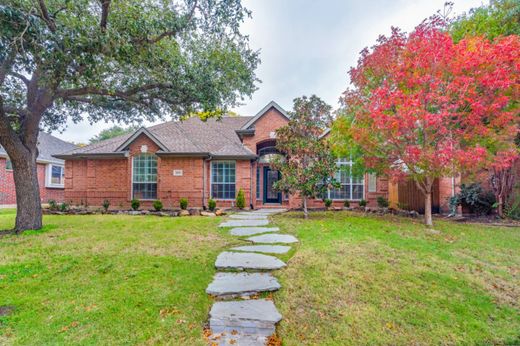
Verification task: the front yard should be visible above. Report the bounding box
[0,210,232,345]
[1,209,519,345]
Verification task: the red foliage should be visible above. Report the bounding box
[344,20,519,191]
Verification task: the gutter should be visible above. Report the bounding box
[52,152,128,160]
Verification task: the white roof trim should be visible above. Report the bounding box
[115,127,168,152]
[240,101,290,130]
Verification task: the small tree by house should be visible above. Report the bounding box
[271,95,338,219]
[0,0,258,232]
[335,19,519,227]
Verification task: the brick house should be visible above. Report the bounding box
[56,101,389,210]
[0,132,77,206]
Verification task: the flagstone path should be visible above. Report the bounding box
[206,208,294,346]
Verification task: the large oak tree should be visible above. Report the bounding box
[0,0,259,232]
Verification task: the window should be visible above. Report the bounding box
[132,154,157,200]
[211,161,236,200]
[326,158,364,200]
[46,164,65,188]
[368,173,377,193]
[5,159,13,170]
[256,167,260,199]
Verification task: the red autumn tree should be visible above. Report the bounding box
[336,19,519,226]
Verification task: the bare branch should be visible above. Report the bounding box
[37,0,57,32]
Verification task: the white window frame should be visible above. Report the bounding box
[210,160,236,200]
[131,153,158,200]
[45,164,65,188]
[325,158,365,201]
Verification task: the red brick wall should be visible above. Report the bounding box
[242,107,289,153]
[0,157,66,205]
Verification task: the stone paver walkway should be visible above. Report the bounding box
[206,208,295,345]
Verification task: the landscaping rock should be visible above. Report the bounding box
[179,210,190,216]
[229,227,280,236]
[219,219,269,228]
[215,209,224,216]
[230,245,291,254]
[206,272,281,297]
[189,209,200,216]
[200,211,216,217]
[246,234,299,244]
[209,299,282,337]
[215,251,286,270]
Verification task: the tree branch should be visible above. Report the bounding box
[7,71,30,86]
[99,0,110,31]
[0,49,17,85]
[37,0,57,32]
[57,83,173,98]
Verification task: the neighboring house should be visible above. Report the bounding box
[0,132,77,206]
[56,101,390,210]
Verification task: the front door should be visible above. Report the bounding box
[263,167,281,204]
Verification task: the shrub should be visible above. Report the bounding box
[449,183,496,215]
[236,189,245,209]
[504,195,520,220]
[102,199,110,212]
[344,200,350,208]
[324,198,332,208]
[208,199,217,212]
[48,199,58,211]
[131,199,140,211]
[153,200,163,211]
[359,199,367,207]
[59,202,69,212]
[377,196,389,208]
[180,198,188,210]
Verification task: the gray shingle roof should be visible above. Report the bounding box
[0,132,77,164]
[57,116,257,158]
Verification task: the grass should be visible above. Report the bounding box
[271,211,520,345]
[0,209,235,345]
[1,209,519,345]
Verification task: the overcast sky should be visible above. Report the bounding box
[55,0,484,143]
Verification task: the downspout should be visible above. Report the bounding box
[203,155,213,209]
[250,159,254,210]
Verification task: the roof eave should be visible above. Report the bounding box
[211,154,258,160]
[53,152,129,160]
[155,152,210,158]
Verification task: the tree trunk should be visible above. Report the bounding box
[424,189,433,227]
[303,196,308,219]
[497,195,504,218]
[11,150,42,232]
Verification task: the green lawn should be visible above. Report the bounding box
[1,210,519,345]
[0,209,235,345]
[273,212,520,345]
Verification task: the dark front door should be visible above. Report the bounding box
[264,167,281,203]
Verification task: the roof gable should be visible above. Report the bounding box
[115,127,168,152]
[240,101,289,130]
